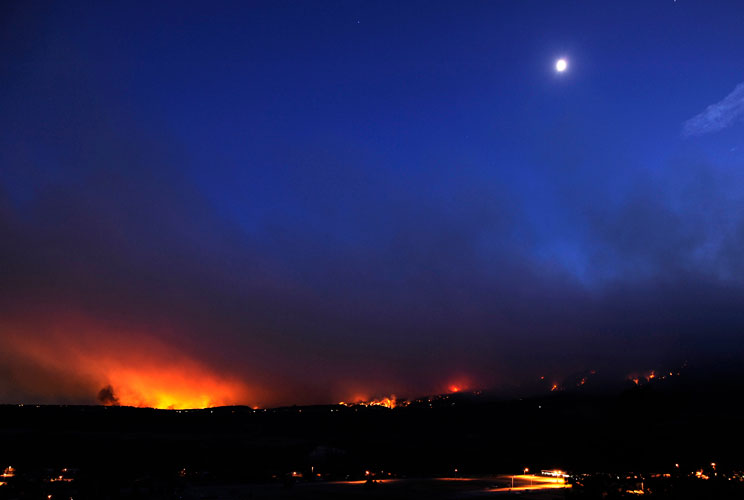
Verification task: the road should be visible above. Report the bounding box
[486,474,570,493]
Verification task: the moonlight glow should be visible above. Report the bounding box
[555,58,568,72]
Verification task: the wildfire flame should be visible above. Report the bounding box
[3,315,254,409]
[98,364,248,409]
[339,395,397,409]
[446,378,471,394]
[628,368,680,387]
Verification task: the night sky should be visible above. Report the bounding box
[2,1,744,408]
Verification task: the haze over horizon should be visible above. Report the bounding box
[2,1,744,409]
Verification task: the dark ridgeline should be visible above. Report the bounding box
[1,372,744,498]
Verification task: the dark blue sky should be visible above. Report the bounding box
[2,1,744,407]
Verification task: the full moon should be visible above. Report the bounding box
[555,58,568,72]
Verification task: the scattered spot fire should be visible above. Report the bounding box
[628,363,686,386]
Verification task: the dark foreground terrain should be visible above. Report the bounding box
[2,376,744,499]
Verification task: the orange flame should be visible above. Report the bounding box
[628,369,666,386]
[3,315,254,409]
[446,378,471,394]
[100,364,249,409]
[340,395,397,409]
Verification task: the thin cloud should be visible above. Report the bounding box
[683,82,744,136]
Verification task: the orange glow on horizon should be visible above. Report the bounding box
[100,364,249,409]
[4,316,255,409]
